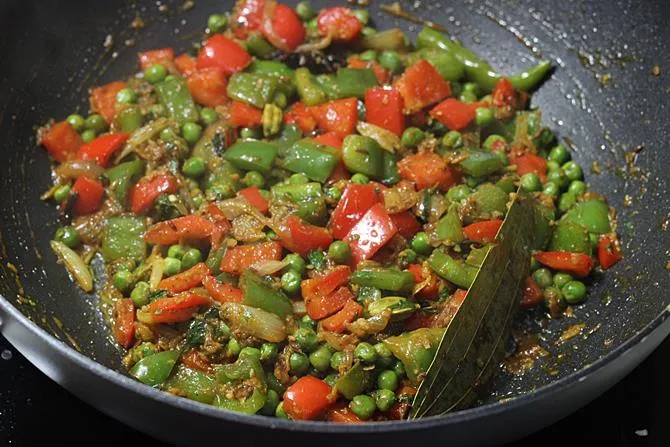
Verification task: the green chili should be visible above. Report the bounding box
[223,140,278,174]
[154,76,200,125]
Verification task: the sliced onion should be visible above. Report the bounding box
[382,181,420,214]
[319,331,358,351]
[149,255,164,291]
[357,121,400,153]
[220,302,287,342]
[250,259,288,276]
[346,309,392,337]
[291,300,307,317]
[295,33,333,53]
[114,117,170,163]
[50,240,93,292]
[54,159,105,180]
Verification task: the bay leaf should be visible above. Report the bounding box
[410,192,539,418]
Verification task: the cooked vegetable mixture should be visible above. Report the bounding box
[38,1,622,422]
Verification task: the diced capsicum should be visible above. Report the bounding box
[203,275,244,304]
[162,365,216,404]
[283,376,335,420]
[138,47,174,70]
[113,298,135,348]
[223,140,278,174]
[260,3,305,52]
[71,176,105,215]
[334,362,373,400]
[316,7,363,43]
[271,182,327,225]
[462,219,503,243]
[238,186,269,214]
[397,152,460,191]
[227,72,279,109]
[40,121,83,162]
[239,269,293,317]
[220,241,283,276]
[598,235,622,270]
[365,86,406,137]
[278,215,333,257]
[230,101,263,128]
[136,293,211,324]
[310,98,358,138]
[282,139,339,183]
[435,205,464,243]
[321,299,363,333]
[549,221,591,254]
[457,150,504,177]
[394,60,452,114]
[329,183,381,240]
[76,133,129,168]
[428,250,478,289]
[130,351,179,386]
[328,68,378,99]
[157,262,210,293]
[560,199,611,234]
[430,98,476,130]
[344,203,398,263]
[101,215,146,263]
[196,34,251,75]
[301,279,352,320]
[144,215,220,246]
[350,268,415,292]
[342,135,384,178]
[129,173,179,215]
[246,60,296,98]
[383,328,444,384]
[295,68,327,106]
[90,81,126,123]
[154,76,200,125]
[534,251,595,278]
[187,67,229,107]
[104,159,144,207]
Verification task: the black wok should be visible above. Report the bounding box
[0,0,669,445]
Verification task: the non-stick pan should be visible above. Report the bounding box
[0,0,669,445]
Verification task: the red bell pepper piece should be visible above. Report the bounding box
[261,3,305,52]
[284,102,317,133]
[136,292,211,324]
[40,121,83,163]
[316,7,363,43]
[492,78,527,112]
[196,34,251,75]
[407,263,440,301]
[283,376,335,421]
[348,57,390,84]
[430,98,476,131]
[203,275,244,304]
[302,279,353,320]
[389,211,422,239]
[344,203,398,263]
[76,133,129,168]
[144,215,218,246]
[365,86,405,137]
[231,0,265,39]
[329,183,381,240]
[182,349,214,374]
[520,277,543,308]
[157,262,211,293]
[174,53,197,76]
[278,215,333,257]
[313,132,343,149]
[511,151,548,182]
[112,298,135,348]
[220,241,283,275]
[71,176,105,215]
[138,48,175,70]
[90,81,126,123]
[315,265,351,297]
[598,235,623,270]
[230,101,263,128]
[327,403,364,424]
[397,152,460,191]
[394,60,451,114]
[238,186,269,214]
[129,174,178,215]
[462,220,503,243]
[187,67,228,107]
[310,98,358,138]
[321,299,363,333]
[534,251,595,278]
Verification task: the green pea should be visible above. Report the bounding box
[116,87,137,104]
[374,389,396,412]
[351,173,370,184]
[558,192,577,213]
[532,268,553,288]
[266,229,277,241]
[568,180,587,196]
[200,107,219,125]
[80,129,96,143]
[239,127,259,140]
[459,91,477,103]
[54,226,80,248]
[159,127,175,142]
[144,64,168,84]
[352,9,369,24]
[324,186,343,202]
[299,314,317,331]
[226,338,241,357]
[328,241,351,264]
[411,232,431,255]
[374,342,393,368]
[330,351,347,370]
[289,172,310,185]
[182,156,206,178]
[442,130,463,150]
[462,82,479,95]
[130,281,150,307]
[182,122,203,144]
[66,114,85,131]
[182,248,202,270]
[295,1,316,21]
[53,184,71,202]
[281,270,301,295]
[257,343,277,364]
[112,270,133,292]
[283,253,306,275]
[362,26,377,36]
[475,107,494,127]
[242,170,265,188]
[378,50,403,74]
[547,168,569,190]
[520,173,542,192]
[360,50,378,62]
[546,160,560,172]
[483,134,506,150]
[309,345,333,372]
[85,114,107,133]
[261,389,280,416]
[392,359,406,378]
[377,370,398,391]
[167,245,186,260]
[562,280,587,304]
[117,106,144,132]
[239,346,261,360]
[553,272,573,288]
[306,18,318,33]
[548,144,570,165]
[398,248,417,267]
[354,342,377,364]
[294,327,318,353]
[542,181,560,197]
[163,257,182,276]
[446,184,473,203]
[401,127,425,148]
[207,14,227,33]
[350,395,376,420]
[562,161,583,181]
[289,352,310,375]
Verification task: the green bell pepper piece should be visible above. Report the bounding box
[282,139,339,183]
[342,135,384,178]
[245,33,275,58]
[295,68,327,106]
[496,175,517,194]
[223,140,278,174]
[246,60,296,98]
[240,270,293,318]
[465,245,492,267]
[104,159,144,207]
[470,183,508,217]
[331,68,378,99]
[367,296,418,321]
[154,77,200,125]
[162,365,216,404]
[381,151,400,186]
[227,72,279,108]
[102,216,146,263]
[383,328,444,384]
[334,362,373,400]
[277,124,303,158]
[405,49,465,82]
[428,250,478,289]
[435,204,464,243]
[560,199,611,234]
[130,351,179,386]
[216,352,267,385]
[271,182,326,224]
[458,151,504,177]
[116,106,144,133]
[549,221,592,254]
[215,389,266,414]
[350,268,415,292]
[533,201,555,251]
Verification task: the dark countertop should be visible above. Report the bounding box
[0,334,665,446]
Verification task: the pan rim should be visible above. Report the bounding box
[1,293,668,433]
